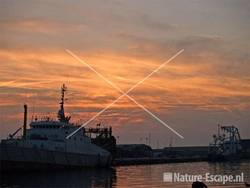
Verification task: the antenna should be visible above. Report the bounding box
[169,136,173,147]
[148,133,151,146]
[218,124,221,138]
[117,136,120,144]
[139,137,143,144]
[145,137,148,145]
[31,93,36,122]
[57,84,71,123]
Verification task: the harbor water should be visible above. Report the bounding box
[1,160,249,188]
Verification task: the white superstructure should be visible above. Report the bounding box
[3,84,110,157]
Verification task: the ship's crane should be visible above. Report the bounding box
[8,104,28,139]
[220,126,241,140]
[8,126,22,139]
[209,124,242,160]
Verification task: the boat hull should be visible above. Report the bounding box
[0,144,112,172]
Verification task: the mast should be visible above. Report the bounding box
[58,84,71,123]
[23,104,28,139]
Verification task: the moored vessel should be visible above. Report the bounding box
[0,84,114,171]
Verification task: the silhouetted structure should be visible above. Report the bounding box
[116,144,153,158]
[208,125,242,161]
[192,181,207,188]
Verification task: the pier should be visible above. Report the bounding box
[113,141,250,166]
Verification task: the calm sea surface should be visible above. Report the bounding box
[1,160,249,188]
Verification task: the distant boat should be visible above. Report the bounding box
[0,84,115,171]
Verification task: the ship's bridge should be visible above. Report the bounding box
[30,120,75,129]
[27,120,85,142]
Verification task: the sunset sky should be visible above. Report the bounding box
[0,0,249,147]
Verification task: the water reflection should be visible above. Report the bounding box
[208,160,249,176]
[113,160,249,188]
[2,168,117,188]
[1,160,249,188]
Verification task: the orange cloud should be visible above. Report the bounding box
[1,20,86,34]
[1,49,249,109]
